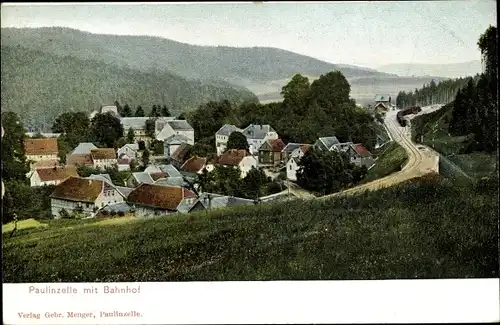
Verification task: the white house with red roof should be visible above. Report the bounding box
[28,166,78,187]
[347,143,375,168]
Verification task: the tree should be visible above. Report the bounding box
[122,104,133,117]
[51,111,90,151]
[141,149,150,167]
[145,118,156,138]
[281,74,311,115]
[226,131,249,151]
[1,111,29,182]
[242,167,268,199]
[138,140,146,151]
[126,127,135,144]
[116,137,128,149]
[309,71,351,115]
[177,112,187,120]
[161,105,171,117]
[296,147,354,195]
[135,105,145,117]
[89,113,124,148]
[150,105,160,117]
[114,100,123,116]
[150,140,164,155]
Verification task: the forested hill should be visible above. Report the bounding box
[0,27,394,84]
[1,45,258,130]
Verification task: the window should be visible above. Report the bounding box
[289,165,292,170]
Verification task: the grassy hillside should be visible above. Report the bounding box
[412,103,498,180]
[363,142,408,183]
[3,174,497,282]
[1,27,394,84]
[1,45,258,129]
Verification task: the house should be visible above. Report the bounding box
[216,149,257,178]
[117,156,131,171]
[70,142,97,155]
[101,105,120,118]
[126,172,155,187]
[24,138,59,168]
[127,183,197,217]
[117,143,140,160]
[90,148,117,169]
[155,120,195,145]
[347,143,375,168]
[50,177,125,218]
[215,124,243,156]
[314,136,341,151]
[29,166,78,187]
[180,156,207,174]
[163,134,191,158]
[169,142,192,168]
[66,153,94,168]
[374,94,392,115]
[285,144,313,181]
[86,174,134,199]
[258,138,286,167]
[188,192,255,213]
[145,164,183,178]
[120,117,150,143]
[286,157,301,181]
[242,124,279,156]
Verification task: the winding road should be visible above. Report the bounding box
[282,105,443,201]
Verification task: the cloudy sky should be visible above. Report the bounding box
[1,1,497,68]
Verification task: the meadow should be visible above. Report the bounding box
[3,174,498,283]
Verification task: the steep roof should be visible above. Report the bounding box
[31,159,60,169]
[267,139,286,152]
[350,143,372,158]
[115,186,134,198]
[216,124,242,136]
[131,172,154,185]
[50,177,103,203]
[318,136,340,150]
[70,143,97,155]
[119,143,139,151]
[282,142,301,153]
[300,144,313,154]
[120,117,149,130]
[167,120,193,131]
[180,156,207,173]
[127,184,196,211]
[66,153,93,166]
[36,166,78,182]
[217,149,250,166]
[90,148,116,160]
[242,124,276,140]
[375,94,391,102]
[24,138,58,156]
[164,134,190,145]
[171,142,192,163]
[87,174,113,185]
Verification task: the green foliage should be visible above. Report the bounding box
[89,113,124,148]
[3,175,498,282]
[51,111,91,155]
[141,149,150,167]
[1,45,258,129]
[126,127,135,144]
[296,147,359,195]
[241,167,268,199]
[161,105,171,117]
[0,111,29,182]
[188,137,216,159]
[150,140,164,156]
[135,105,145,117]
[144,118,156,138]
[189,100,240,141]
[116,137,128,149]
[77,166,103,178]
[226,131,249,151]
[122,103,133,117]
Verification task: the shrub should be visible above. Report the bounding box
[117,211,125,217]
[110,210,117,217]
[101,210,109,216]
[59,208,70,219]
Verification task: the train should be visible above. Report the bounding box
[396,106,422,127]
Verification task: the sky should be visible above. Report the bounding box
[1,1,497,68]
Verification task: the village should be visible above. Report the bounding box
[22,94,395,220]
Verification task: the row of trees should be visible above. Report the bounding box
[114,100,172,118]
[449,25,497,153]
[395,76,480,109]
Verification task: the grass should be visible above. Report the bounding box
[362,141,408,183]
[3,174,497,282]
[2,218,47,234]
[412,102,498,180]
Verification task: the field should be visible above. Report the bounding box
[412,103,498,180]
[362,141,408,183]
[3,174,497,283]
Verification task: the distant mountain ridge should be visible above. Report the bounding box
[377,61,482,79]
[0,45,258,130]
[0,27,395,84]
